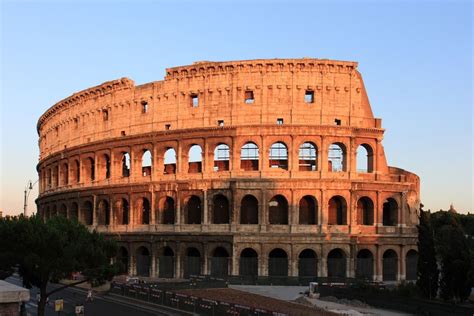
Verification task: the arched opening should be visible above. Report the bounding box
[356,144,374,173]
[356,249,374,280]
[357,197,374,225]
[159,196,175,224]
[240,142,259,171]
[383,249,398,281]
[70,202,78,221]
[159,247,174,278]
[383,198,398,226]
[240,195,258,224]
[185,196,202,224]
[74,160,80,183]
[188,145,203,173]
[136,246,150,277]
[103,154,111,179]
[141,198,150,225]
[141,150,152,176]
[299,142,317,171]
[269,142,288,170]
[211,247,229,277]
[239,248,258,277]
[299,196,317,225]
[118,247,129,274]
[327,249,347,278]
[116,198,129,225]
[53,166,59,187]
[46,168,52,189]
[406,250,418,281]
[268,248,288,276]
[269,195,288,225]
[81,201,93,225]
[85,157,95,182]
[44,206,51,220]
[51,205,57,217]
[328,196,347,225]
[328,142,347,172]
[163,148,177,174]
[212,194,230,224]
[58,204,67,217]
[122,152,131,177]
[60,163,69,186]
[214,144,230,171]
[184,247,201,278]
[97,199,110,225]
[298,249,318,277]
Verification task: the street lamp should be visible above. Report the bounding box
[23,179,38,217]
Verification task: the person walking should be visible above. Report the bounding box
[86,289,93,302]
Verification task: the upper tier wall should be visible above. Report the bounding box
[37,58,380,160]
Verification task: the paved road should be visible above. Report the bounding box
[6,276,184,316]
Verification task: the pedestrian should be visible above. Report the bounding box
[86,289,93,302]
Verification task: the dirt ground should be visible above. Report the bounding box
[176,288,335,316]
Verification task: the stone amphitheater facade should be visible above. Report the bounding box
[36,58,420,282]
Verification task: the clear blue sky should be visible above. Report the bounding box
[1,0,472,215]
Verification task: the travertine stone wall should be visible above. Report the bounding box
[36,58,420,281]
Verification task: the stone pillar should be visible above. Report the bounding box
[203,190,208,224]
[151,254,157,277]
[399,245,405,281]
[176,252,182,278]
[177,143,183,174]
[320,136,328,175]
[129,254,136,276]
[231,136,239,172]
[320,189,326,229]
[176,190,181,226]
[150,189,156,225]
[349,137,356,174]
[375,246,382,281]
[260,135,267,172]
[231,247,239,276]
[290,251,298,277]
[260,251,268,276]
[92,194,98,226]
[203,244,209,275]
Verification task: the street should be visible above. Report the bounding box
[5,276,184,316]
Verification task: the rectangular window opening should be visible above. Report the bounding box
[218,120,224,127]
[245,90,254,104]
[165,124,171,130]
[191,94,199,107]
[141,101,148,113]
[335,119,341,126]
[305,90,314,103]
[277,118,284,125]
[103,109,109,121]
[121,131,126,136]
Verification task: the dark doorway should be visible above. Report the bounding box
[298,249,318,277]
[268,248,288,276]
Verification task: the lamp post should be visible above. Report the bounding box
[23,179,38,217]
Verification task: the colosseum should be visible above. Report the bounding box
[36,58,420,283]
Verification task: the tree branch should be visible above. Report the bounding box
[46,278,90,297]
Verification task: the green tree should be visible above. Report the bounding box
[0,215,120,316]
[416,207,439,299]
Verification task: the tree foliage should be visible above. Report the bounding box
[0,215,120,316]
[416,207,439,299]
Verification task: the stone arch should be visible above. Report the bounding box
[268,248,288,276]
[141,149,152,176]
[298,142,317,171]
[383,198,398,226]
[136,246,151,277]
[298,249,318,277]
[84,157,95,182]
[405,249,418,281]
[240,142,259,171]
[81,201,93,225]
[70,202,79,221]
[357,197,374,225]
[158,246,175,278]
[269,142,288,170]
[60,163,69,186]
[115,198,129,225]
[121,152,131,177]
[183,247,201,278]
[158,196,175,224]
[214,143,230,171]
[239,248,258,276]
[299,195,318,225]
[97,199,110,225]
[383,249,398,281]
[328,196,347,225]
[240,194,259,224]
[185,195,202,224]
[212,194,230,224]
[72,159,80,183]
[210,247,229,277]
[136,197,150,225]
[188,144,203,173]
[328,142,347,172]
[356,143,374,173]
[163,148,177,174]
[356,249,374,280]
[102,153,111,179]
[269,194,288,225]
[58,203,67,217]
[118,246,129,274]
[327,248,347,278]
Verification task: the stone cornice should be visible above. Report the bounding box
[36,77,135,134]
[165,58,358,80]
